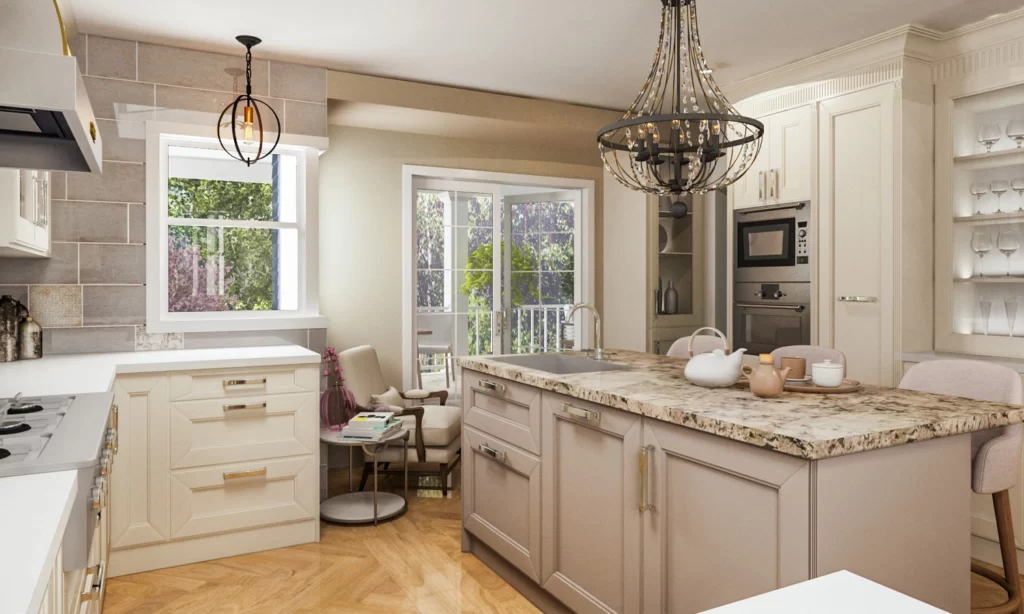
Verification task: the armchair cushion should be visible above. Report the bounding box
[396,405,461,447]
[402,389,430,400]
[370,386,404,409]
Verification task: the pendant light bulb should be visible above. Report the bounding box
[243,105,255,143]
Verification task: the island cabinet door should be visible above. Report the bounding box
[641,419,811,613]
[541,392,643,614]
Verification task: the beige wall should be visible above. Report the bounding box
[319,124,606,385]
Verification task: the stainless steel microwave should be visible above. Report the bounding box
[734,202,810,283]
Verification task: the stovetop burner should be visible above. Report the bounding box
[0,422,30,436]
[7,404,43,415]
[0,449,8,461]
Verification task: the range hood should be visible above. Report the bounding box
[0,0,102,173]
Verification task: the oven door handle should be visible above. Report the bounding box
[736,201,807,214]
[735,303,806,312]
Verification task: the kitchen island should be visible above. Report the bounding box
[457,350,1024,614]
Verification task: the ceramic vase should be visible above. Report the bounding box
[0,295,19,362]
[664,281,679,315]
[18,317,42,360]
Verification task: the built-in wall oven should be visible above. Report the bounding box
[733,202,812,354]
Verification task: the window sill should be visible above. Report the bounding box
[145,314,328,334]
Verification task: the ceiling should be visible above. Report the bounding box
[72,0,1024,110]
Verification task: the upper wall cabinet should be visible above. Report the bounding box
[0,168,51,258]
[733,105,814,210]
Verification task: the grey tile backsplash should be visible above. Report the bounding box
[0,33,329,356]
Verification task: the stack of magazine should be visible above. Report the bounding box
[339,411,403,441]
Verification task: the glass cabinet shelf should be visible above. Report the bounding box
[954,211,1024,225]
[954,277,1024,283]
[954,148,1024,170]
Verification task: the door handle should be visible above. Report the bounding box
[769,169,778,200]
[640,445,656,512]
[223,467,268,481]
[560,403,600,424]
[493,310,504,337]
[223,377,267,387]
[223,402,267,412]
[477,443,507,463]
[758,171,765,202]
[837,296,877,303]
[734,303,806,312]
[478,379,505,394]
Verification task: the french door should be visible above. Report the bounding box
[412,178,583,388]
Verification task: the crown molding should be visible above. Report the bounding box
[742,59,905,118]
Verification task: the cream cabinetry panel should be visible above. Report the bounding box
[169,455,317,540]
[541,392,642,614]
[462,426,542,581]
[732,139,772,210]
[169,365,318,401]
[170,392,317,469]
[38,547,63,614]
[642,420,810,613]
[769,105,814,203]
[463,372,543,454]
[0,168,51,257]
[818,84,896,386]
[110,374,171,548]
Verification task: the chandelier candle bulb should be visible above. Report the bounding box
[598,0,764,210]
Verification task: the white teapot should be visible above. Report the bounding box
[682,327,748,388]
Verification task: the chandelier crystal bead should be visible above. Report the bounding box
[597,0,764,209]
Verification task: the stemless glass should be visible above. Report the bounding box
[972,231,993,277]
[998,229,1020,275]
[993,180,1011,212]
[979,123,1002,152]
[981,297,993,335]
[1007,297,1019,337]
[1008,120,1024,148]
[970,182,990,215]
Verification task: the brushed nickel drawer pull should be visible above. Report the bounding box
[111,403,119,453]
[478,380,505,394]
[223,377,267,387]
[477,443,507,463]
[838,296,877,303]
[223,402,268,412]
[223,467,268,481]
[640,446,656,512]
[561,403,600,424]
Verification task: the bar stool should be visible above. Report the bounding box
[899,360,1024,614]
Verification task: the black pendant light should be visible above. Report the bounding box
[598,0,764,216]
[217,35,281,166]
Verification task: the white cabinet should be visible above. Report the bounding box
[0,168,51,257]
[733,106,814,210]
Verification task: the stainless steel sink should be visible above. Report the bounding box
[490,354,628,375]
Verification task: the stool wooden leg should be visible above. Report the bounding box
[972,490,1023,614]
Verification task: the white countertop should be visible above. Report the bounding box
[0,471,78,614]
[701,571,945,613]
[902,351,1024,374]
[0,345,321,397]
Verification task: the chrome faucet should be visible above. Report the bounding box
[567,302,604,360]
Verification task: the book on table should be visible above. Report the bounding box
[339,415,403,441]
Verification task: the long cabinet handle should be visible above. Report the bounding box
[640,446,656,512]
[758,171,765,202]
[223,467,268,481]
[478,380,505,394]
[477,443,507,463]
[111,403,119,453]
[223,402,268,412]
[837,296,878,303]
[560,403,600,424]
[734,303,806,312]
[223,377,267,387]
[769,169,778,200]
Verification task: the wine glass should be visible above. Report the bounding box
[998,229,1020,275]
[979,123,1002,152]
[1013,178,1024,212]
[1007,297,1019,337]
[972,231,993,277]
[981,297,993,335]
[970,182,989,215]
[1008,120,1024,148]
[993,180,1011,212]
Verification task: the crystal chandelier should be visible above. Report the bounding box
[598,0,764,216]
[217,36,281,166]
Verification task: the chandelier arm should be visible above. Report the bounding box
[671,4,680,115]
[686,7,715,119]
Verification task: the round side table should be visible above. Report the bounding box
[319,427,409,525]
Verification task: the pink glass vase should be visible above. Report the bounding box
[320,385,357,430]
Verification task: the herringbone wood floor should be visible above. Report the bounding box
[103,471,540,614]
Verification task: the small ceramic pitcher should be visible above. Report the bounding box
[742,354,792,398]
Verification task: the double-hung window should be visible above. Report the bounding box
[146,124,325,332]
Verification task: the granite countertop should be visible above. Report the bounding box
[458,350,1024,460]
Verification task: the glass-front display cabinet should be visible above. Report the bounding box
[937,71,1024,357]
[647,193,706,354]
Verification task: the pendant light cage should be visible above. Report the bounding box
[598,0,763,199]
[217,35,281,167]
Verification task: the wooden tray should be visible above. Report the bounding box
[737,378,862,394]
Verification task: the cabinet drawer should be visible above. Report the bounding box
[169,455,317,540]
[463,426,541,581]
[170,392,317,469]
[169,365,318,402]
[463,370,542,454]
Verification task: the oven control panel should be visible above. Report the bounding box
[796,221,809,264]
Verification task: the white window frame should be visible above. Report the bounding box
[145,121,328,333]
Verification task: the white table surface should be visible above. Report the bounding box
[0,345,321,397]
[701,571,947,613]
[0,471,78,614]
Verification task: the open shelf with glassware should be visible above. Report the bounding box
[937,73,1024,356]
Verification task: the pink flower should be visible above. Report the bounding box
[323,369,329,377]
[334,366,341,375]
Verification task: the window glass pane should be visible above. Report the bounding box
[541,272,574,305]
[417,270,446,309]
[168,225,297,312]
[167,146,297,223]
[540,233,574,271]
[459,192,493,227]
